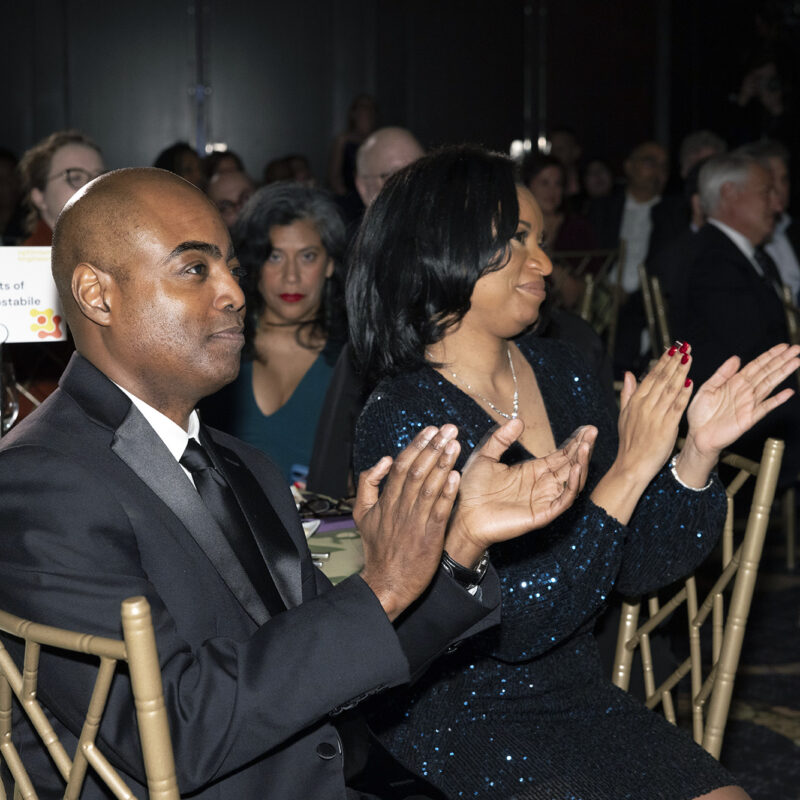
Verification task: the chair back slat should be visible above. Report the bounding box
[0,597,180,799]
[650,274,672,351]
[612,437,783,760]
[121,598,178,800]
[552,246,623,352]
[638,263,659,359]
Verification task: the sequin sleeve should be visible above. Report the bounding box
[613,466,727,596]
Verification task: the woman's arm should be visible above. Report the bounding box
[590,344,693,523]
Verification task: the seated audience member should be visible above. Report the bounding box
[588,140,677,375]
[648,132,728,259]
[18,129,104,246]
[740,139,800,303]
[0,147,24,244]
[355,126,425,208]
[263,154,315,186]
[522,152,597,309]
[285,153,315,186]
[522,153,597,253]
[263,155,294,184]
[648,155,710,262]
[349,145,793,800]
[0,165,595,799]
[9,131,104,418]
[549,126,583,202]
[202,183,346,485]
[666,150,800,482]
[202,148,245,182]
[648,157,709,295]
[679,130,727,180]
[206,169,255,230]
[153,141,205,189]
[581,157,615,202]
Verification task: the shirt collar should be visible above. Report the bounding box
[624,191,661,210]
[113,383,200,462]
[774,212,790,237]
[708,218,756,261]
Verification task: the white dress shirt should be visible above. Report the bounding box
[114,382,200,482]
[766,213,800,302]
[612,193,661,293]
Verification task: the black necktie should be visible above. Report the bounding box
[754,246,784,295]
[181,438,286,616]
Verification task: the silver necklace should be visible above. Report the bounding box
[447,345,519,420]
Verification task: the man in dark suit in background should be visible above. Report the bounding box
[665,151,800,482]
[587,141,678,376]
[740,139,800,305]
[0,168,592,799]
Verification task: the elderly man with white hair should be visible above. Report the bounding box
[665,150,800,482]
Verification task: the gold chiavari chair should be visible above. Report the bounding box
[555,244,625,356]
[638,263,659,360]
[778,287,798,571]
[650,274,672,352]
[0,596,179,799]
[612,437,784,760]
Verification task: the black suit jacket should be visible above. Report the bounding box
[664,222,789,386]
[586,190,685,261]
[0,355,500,799]
[663,223,800,479]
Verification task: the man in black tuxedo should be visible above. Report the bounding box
[740,139,800,305]
[664,151,800,481]
[0,168,593,799]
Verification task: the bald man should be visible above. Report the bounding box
[0,168,590,798]
[355,127,424,207]
[206,169,254,229]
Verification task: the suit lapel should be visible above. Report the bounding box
[111,403,271,626]
[200,430,303,609]
[59,354,300,621]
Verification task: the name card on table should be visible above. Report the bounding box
[0,247,67,344]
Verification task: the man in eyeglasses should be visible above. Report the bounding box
[7,131,106,424]
[19,129,105,246]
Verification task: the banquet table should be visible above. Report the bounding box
[306,518,364,584]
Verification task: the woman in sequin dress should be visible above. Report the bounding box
[348,146,800,800]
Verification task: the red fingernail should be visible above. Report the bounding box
[668,346,677,356]
[685,378,692,388]
[679,342,689,354]
[681,353,689,364]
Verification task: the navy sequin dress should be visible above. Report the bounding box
[353,336,735,799]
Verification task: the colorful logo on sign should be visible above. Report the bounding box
[29,308,63,339]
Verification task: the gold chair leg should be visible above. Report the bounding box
[783,487,796,571]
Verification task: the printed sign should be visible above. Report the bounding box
[0,247,67,344]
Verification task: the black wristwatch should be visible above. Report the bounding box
[440,549,490,594]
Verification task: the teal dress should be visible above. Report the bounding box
[201,342,339,483]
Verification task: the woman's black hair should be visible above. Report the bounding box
[346,145,520,383]
[233,182,347,358]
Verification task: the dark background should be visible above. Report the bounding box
[2,0,798,180]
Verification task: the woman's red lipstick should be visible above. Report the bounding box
[279,293,305,302]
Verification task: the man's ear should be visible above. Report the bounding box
[72,263,115,327]
[718,180,739,209]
